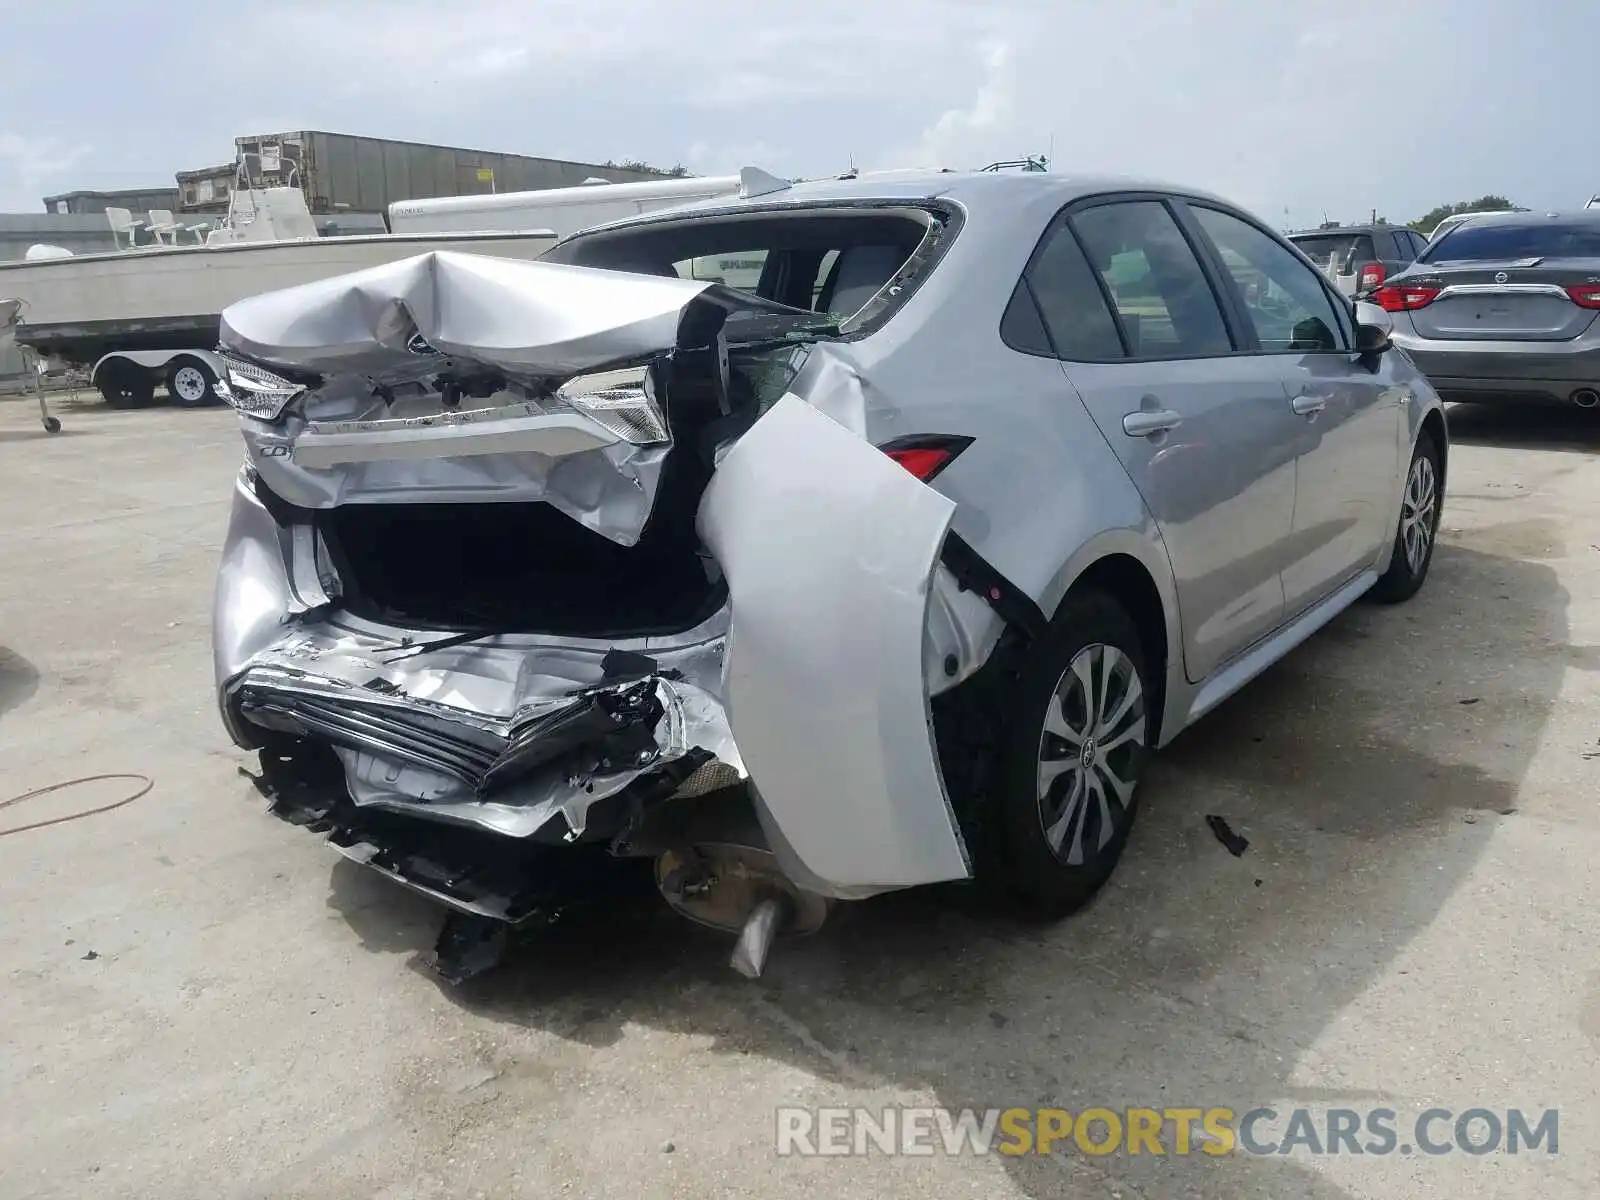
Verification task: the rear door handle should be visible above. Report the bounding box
[1291,394,1327,416]
[1122,409,1183,437]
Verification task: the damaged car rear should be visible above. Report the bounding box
[213,172,1446,985]
[212,198,990,981]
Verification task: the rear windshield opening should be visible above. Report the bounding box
[542,206,951,330]
[1422,219,1600,262]
[1290,234,1376,270]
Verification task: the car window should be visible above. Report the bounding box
[1190,206,1346,353]
[674,250,769,293]
[1289,233,1377,273]
[1406,231,1428,257]
[543,205,949,333]
[1419,217,1600,262]
[1069,201,1233,359]
[1012,220,1125,359]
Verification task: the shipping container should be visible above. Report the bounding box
[230,131,675,216]
[41,187,181,216]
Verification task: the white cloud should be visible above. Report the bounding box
[0,134,91,181]
[889,39,1019,171]
[0,133,92,210]
[685,140,788,176]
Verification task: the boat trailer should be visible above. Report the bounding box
[2,300,62,434]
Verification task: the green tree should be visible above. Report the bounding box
[1409,195,1518,235]
[605,159,691,178]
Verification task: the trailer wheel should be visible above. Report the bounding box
[97,363,155,409]
[166,357,221,408]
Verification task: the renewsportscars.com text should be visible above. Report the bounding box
[775,1106,1559,1158]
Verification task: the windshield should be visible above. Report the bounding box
[1289,233,1375,270]
[1420,218,1600,262]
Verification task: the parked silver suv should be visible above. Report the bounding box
[211,170,1448,978]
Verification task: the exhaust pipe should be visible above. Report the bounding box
[1572,388,1600,408]
[730,896,790,978]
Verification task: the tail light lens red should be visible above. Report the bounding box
[1373,284,1441,312]
[1565,284,1600,309]
[879,435,974,483]
[1358,262,1387,292]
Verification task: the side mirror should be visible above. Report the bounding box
[1352,301,1393,367]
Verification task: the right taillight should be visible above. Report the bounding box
[1373,284,1441,312]
[1565,284,1600,309]
[1358,262,1388,292]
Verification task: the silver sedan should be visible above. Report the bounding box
[209,168,1448,979]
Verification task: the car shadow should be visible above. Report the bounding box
[1445,402,1600,454]
[0,645,39,721]
[324,541,1565,1198]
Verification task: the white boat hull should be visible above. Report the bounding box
[0,230,559,360]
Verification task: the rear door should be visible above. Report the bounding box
[697,393,971,894]
[1027,196,1299,683]
[1185,203,1400,612]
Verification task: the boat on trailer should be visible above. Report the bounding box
[0,154,559,416]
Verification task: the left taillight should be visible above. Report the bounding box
[879,434,974,482]
[1373,284,1441,313]
[1358,262,1388,293]
[214,352,306,422]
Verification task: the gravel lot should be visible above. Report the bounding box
[2,391,1598,1200]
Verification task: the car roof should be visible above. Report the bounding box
[1286,225,1392,237]
[554,169,1248,241]
[1442,208,1600,231]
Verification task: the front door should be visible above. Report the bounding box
[1184,204,1401,614]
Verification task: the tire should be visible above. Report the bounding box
[166,357,220,408]
[97,366,154,409]
[1368,428,1441,605]
[985,590,1154,919]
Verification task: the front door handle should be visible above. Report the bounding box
[1291,394,1327,416]
[1122,409,1183,437]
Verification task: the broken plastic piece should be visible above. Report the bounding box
[431,912,510,984]
[1205,814,1249,857]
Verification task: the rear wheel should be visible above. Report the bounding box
[988,591,1153,918]
[166,358,220,408]
[1368,429,1441,604]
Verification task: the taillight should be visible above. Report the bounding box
[1359,262,1387,292]
[1373,284,1441,312]
[1565,284,1600,309]
[879,434,974,482]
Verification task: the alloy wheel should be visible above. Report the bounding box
[1036,642,1147,866]
[1401,454,1437,574]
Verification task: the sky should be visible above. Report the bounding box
[0,0,1593,227]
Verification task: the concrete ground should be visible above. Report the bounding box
[2,390,1597,1200]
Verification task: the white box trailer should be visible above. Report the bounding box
[385,170,766,237]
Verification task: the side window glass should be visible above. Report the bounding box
[1070,202,1233,358]
[999,280,1055,357]
[1190,206,1348,353]
[1020,221,1125,359]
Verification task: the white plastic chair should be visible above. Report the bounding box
[147,209,182,243]
[104,207,144,249]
